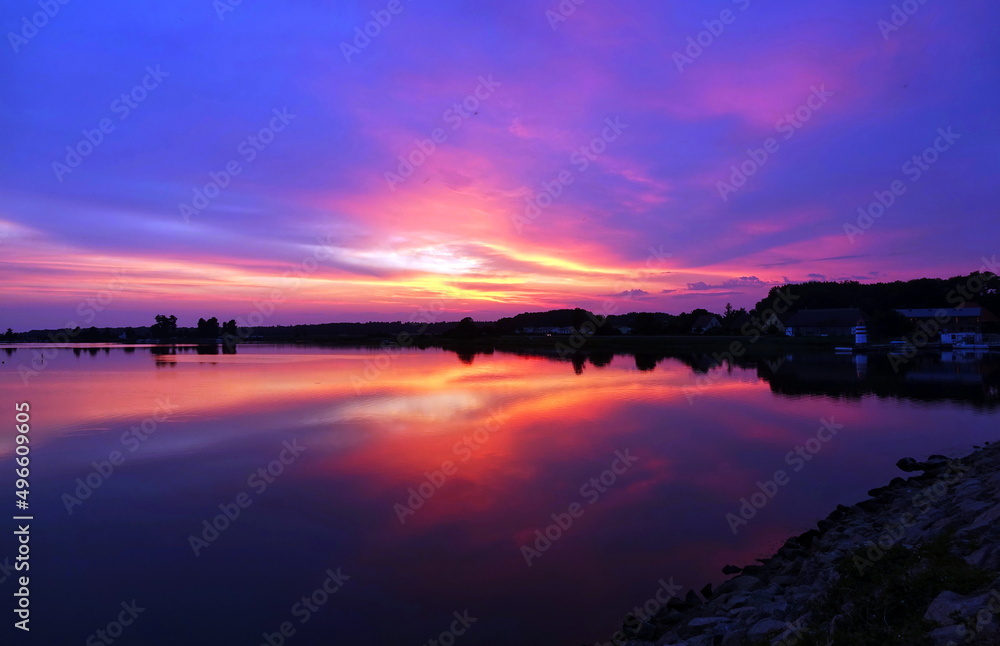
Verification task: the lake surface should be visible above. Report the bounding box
[1,344,998,645]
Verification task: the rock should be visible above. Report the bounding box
[796,528,821,547]
[828,504,851,521]
[721,593,750,609]
[782,586,815,607]
[759,598,788,617]
[727,576,762,593]
[965,545,1000,570]
[970,503,1000,530]
[666,596,688,611]
[924,590,993,625]
[700,583,713,600]
[685,589,703,607]
[687,616,729,628]
[954,478,981,494]
[856,498,882,512]
[897,457,921,472]
[927,625,967,646]
[775,614,811,644]
[728,606,759,621]
[633,620,659,641]
[721,630,748,646]
[659,609,685,626]
[959,499,991,514]
[747,618,787,641]
[817,518,836,532]
[721,564,742,575]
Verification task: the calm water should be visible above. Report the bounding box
[1,344,998,645]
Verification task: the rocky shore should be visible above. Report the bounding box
[615,442,1000,646]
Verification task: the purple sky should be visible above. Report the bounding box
[2,0,999,329]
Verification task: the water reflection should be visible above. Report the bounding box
[0,344,997,645]
[435,344,1000,409]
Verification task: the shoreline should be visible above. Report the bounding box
[611,443,1000,645]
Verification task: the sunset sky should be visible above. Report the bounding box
[2,0,998,329]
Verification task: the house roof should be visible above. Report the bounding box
[784,308,867,328]
[897,308,981,319]
[692,314,718,328]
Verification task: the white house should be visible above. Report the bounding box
[690,315,721,334]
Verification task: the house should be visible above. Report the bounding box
[616,326,632,335]
[896,306,997,345]
[783,309,867,337]
[690,315,721,334]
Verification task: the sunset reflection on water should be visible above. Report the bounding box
[1,344,997,644]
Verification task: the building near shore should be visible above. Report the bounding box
[896,305,997,345]
[783,308,868,337]
[690,315,721,334]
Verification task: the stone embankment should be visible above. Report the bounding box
[617,443,1000,646]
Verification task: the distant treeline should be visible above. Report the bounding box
[752,271,999,315]
[5,270,996,343]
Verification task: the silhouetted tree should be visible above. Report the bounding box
[151,314,178,340]
[445,317,481,340]
[869,310,912,340]
[4,328,12,341]
[197,316,220,337]
[633,312,660,335]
